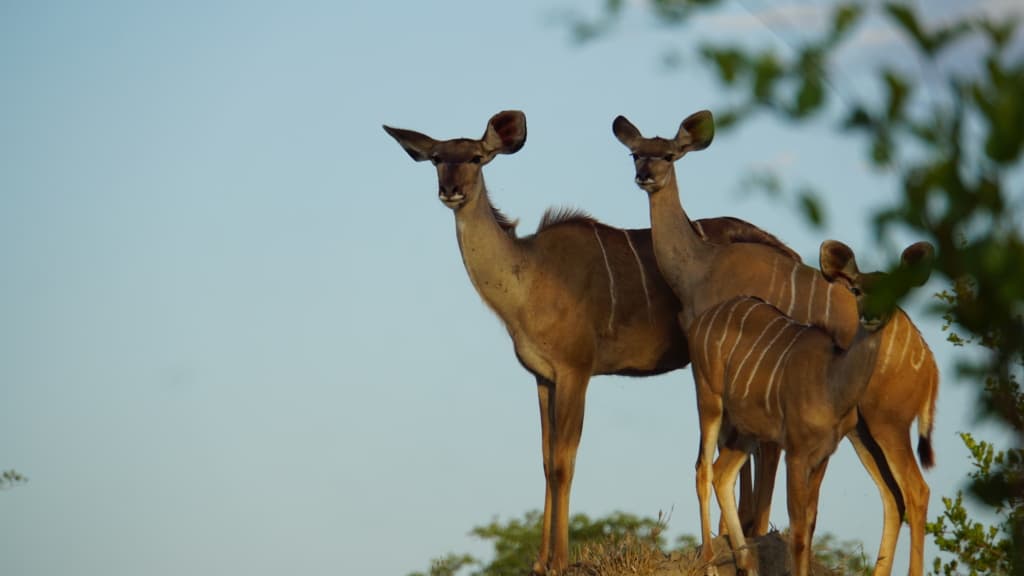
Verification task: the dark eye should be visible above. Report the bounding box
[430,155,442,166]
[631,153,639,161]
[851,286,863,297]
[663,154,673,162]
[470,155,483,164]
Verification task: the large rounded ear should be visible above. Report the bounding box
[612,115,643,150]
[676,110,714,153]
[481,110,527,156]
[820,239,859,282]
[900,241,935,286]
[382,125,437,162]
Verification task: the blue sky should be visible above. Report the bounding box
[1,1,1017,575]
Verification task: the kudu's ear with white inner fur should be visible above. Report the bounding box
[382,125,437,162]
[677,110,715,154]
[820,239,859,282]
[482,110,527,158]
[612,115,643,149]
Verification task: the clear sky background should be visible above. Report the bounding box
[2,1,1020,575]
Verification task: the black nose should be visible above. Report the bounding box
[439,184,461,197]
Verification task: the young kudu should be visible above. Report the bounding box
[743,262,939,576]
[613,111,939,575]
[688,241,934,576]
[383,111,798,575]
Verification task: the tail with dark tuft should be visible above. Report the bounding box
[916,363,938,469]
[917,435,935,469]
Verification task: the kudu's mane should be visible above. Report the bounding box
[537,206,598,231]
[492,205,519,236]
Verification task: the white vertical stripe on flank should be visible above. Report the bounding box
[880,310,901,374]
[824,282,833,326]
[806,275,817,323]
[897,314,913,368]
[910,334,927,371]
[786,262,799,316]
[691,302,712,356]
[766,326,808,414]
[702,302,729,367]
[738,316,789,399]
[622,229,653,323]
[717,299,745,357]
[726,301,766,393]
[593,226,616,333]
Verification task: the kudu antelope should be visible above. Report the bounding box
[383,111,800,575]
[689,241,934,576]
[613,111,939,575]
[741,255,939,576]
[611,111,860,345]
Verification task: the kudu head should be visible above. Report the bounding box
[612,110,715,194]
[820,240,935,330]
[383,111,527,210]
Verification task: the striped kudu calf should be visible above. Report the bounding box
[688,241,934,576]
[613,111,939,575]
[744,255,939,576]
[384,110,799,575]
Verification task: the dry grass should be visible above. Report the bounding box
[562,531,859,576]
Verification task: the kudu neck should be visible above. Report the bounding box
[646,168,712,285]
[828,323,885,416]
[452,181,528,310]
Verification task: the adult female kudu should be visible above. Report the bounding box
[688,241,933,576]
[383,110,798,575]
[611,111,860,346]
[613,111,938,575]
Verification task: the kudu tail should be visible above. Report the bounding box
[916,366,939,469]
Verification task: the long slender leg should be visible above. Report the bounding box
[695,383,724,575]
[785,452,812,576]
[805,457,830,546]
[750,441,780,537]
[863,417,930,576]
[533,378,554,575]
[547,369,589,574]
[737,459,753,535]
[846,428,900,576]
[713,445,758,575]
[718,421,752,536]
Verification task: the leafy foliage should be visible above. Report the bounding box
[0,469,26,490]
[409,510,875,576]
[408,510,667,576]
[927,433,1018,575]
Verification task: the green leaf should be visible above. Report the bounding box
[871,131,893,165]
[884,3,930,52]
[974,60,1024,164]
[752,51,782,102]
[831,3,864,40]
[884,69,911,121]
[700,46,746,84]
[797,189,826,228]
[794,76,825,117]
[843,106,873,130]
